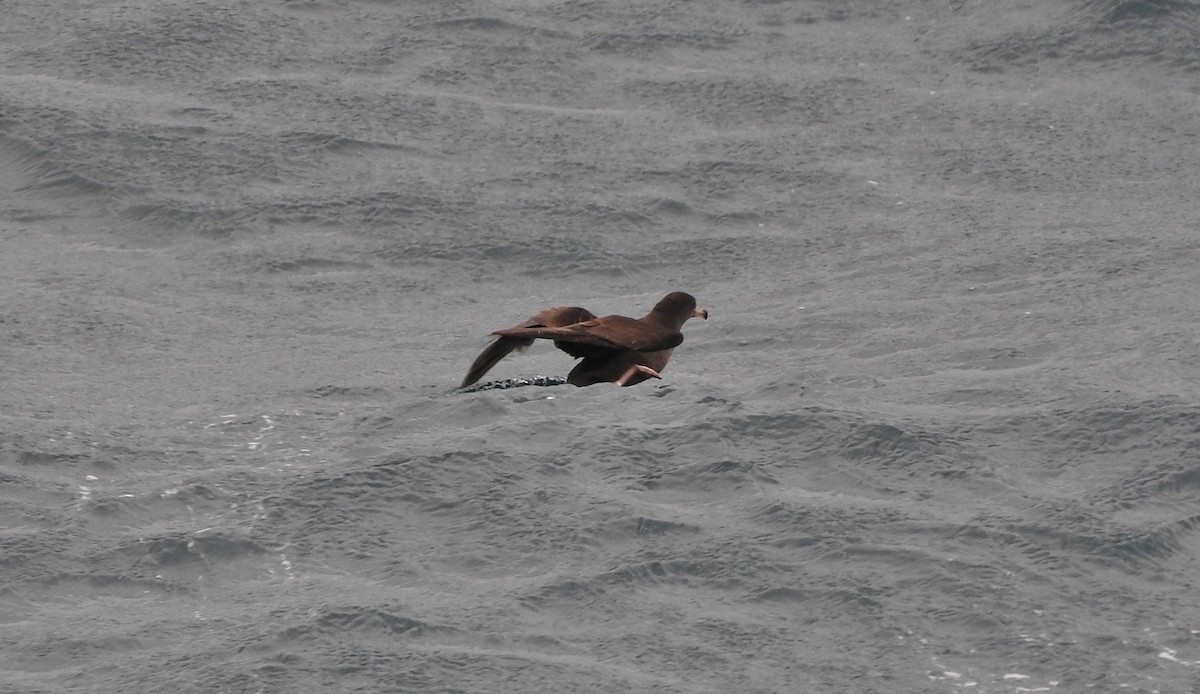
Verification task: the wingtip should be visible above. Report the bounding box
[461,334,537,388]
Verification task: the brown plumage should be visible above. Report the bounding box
[460,292,708,388]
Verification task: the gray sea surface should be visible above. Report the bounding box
[2,1,1200,692]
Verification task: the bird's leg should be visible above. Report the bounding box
[615,364,662,386]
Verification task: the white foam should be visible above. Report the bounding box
[279,552,296,580]
[1158,647,1198,666]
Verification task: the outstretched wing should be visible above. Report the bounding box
[460,306,596,388]
[493,315,684,354]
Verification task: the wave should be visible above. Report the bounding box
[955,0,1200,71]
[0,132,117,205]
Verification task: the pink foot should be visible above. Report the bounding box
[615,364,662,386]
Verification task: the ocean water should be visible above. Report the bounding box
[2,1,1199,692]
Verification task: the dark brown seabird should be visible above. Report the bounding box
[460,291,708,388]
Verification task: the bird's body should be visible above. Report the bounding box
[460,292,707,388]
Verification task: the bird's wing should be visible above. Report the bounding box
[494,315,683,354]
[460,306,596,388]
